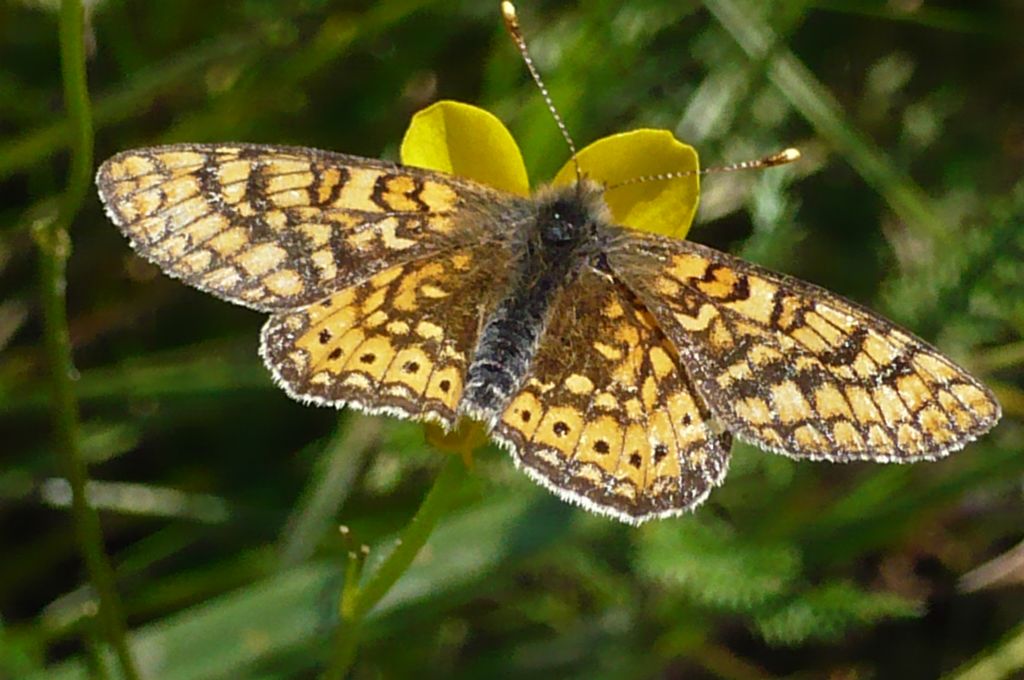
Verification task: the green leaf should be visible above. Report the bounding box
[637,516,801,610]
[36,490,571,680]
[753,581,920,646]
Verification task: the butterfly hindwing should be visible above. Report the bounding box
[96,143,512,311]
[609,232,1001,463]
[492,267,731,523]
[260,246,513,428]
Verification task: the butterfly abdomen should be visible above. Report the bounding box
[460,188,597,424]
[461,268,563,423]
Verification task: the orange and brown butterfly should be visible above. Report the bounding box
[95,3,1000,525]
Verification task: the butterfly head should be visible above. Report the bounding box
[534,180,611,251]
[539,195,588,245]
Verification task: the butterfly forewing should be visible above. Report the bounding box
[492,267,731,523]
[96,143,510,312]
[608,232,1001,463]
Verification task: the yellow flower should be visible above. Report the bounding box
[400,100,702,458]
[401,100,701,237]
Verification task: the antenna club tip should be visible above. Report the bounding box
[778,147,801,162]
[760,147,802,168]
[501,1,517,24]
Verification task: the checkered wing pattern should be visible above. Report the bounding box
[609,233,1001,463]
[96,143,514,311]
[492,268,732,523]
[260,247,511,428]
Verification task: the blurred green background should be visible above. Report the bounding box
[2,0,1023,678]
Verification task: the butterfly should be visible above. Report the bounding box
[95,138,1001,524]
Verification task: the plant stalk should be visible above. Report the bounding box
[33,2,142,679]
[322,456,467,679]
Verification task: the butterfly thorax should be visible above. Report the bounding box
[460,182,611,424]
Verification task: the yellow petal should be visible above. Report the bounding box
[400,100,530,197]
[552,129,700,239]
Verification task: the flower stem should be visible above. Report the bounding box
[32,2,141,679]
[323,456,467,679]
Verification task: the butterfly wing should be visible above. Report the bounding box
[491,267,731,524]
[96,143,519,312]
[99,143,534,427]
[260,246,514,427]
[608,232,1001,462]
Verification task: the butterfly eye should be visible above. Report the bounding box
[540,198,588,245]
[542,214,573,244]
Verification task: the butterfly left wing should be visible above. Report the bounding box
[97,143,515,311]
[261,245,513,428]
[608,232,1001,462]
[491,267,732,524]
[98,143,536,428]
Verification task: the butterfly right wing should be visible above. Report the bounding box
[608,231,1000,463]
[97,143,518,312]
[490,267,732,523]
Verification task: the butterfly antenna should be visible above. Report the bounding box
[607,147,802,190]
[502,2,582,187]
